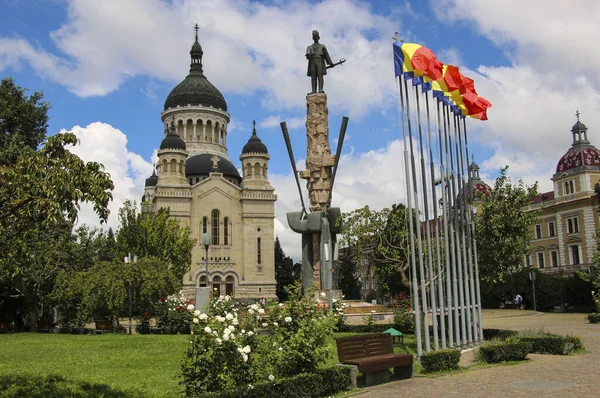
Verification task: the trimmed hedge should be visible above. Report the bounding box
[482,328,518,341]
[0,374,143,398]
[588,313,600,323]
[477,341,531,363]
[194,367,352,398]
[420,349,461,373]
[565,334,584,351]
[517,335,573,355]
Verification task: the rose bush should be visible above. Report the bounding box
[155,291,194,334]
[181,283,341,395]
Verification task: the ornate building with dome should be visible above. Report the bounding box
[523,114,600,274]
[142,29,277,300]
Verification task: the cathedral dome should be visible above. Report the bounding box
[145,169,158,187]
[186,153,241,182]
[163,32,227,112]
[160,120,186,150]
[241,121,268,154]
[556,146,600,174]
[556,113,600,174]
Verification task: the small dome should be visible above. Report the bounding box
[556,146,600,174]
[160,121,186,151]
[186,153,241,183]
[145,169,158,187]
[572,120,587,132]
[242,120,268,154]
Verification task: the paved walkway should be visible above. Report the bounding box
[358,311,599,398]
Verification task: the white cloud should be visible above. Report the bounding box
[261,115,304,130]
[0,0,398,117]
[62,122,153,230]
[431,1,600,191]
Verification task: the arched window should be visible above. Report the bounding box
[202,216,208,234]
[162,159,168,173]
[223,217,229,245]
[211,210,220,245]
[199,275,207,287]
[170,159,177,173]
[246,163,252,176]
[179,160,183,173]
[254,162,261,177]
[225,275,234,296]
[212,275,221,296]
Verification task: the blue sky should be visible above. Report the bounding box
[2,0,599,258]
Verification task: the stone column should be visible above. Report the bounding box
[300,93,335,288]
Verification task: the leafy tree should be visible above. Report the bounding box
[0,78,114,327]
[475,167,539,282]
[339,204,416,294]
[274,236,297,301]
[114,201,196,281]
[337,246,361,299]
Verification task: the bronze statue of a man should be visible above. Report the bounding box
[306,30,334,94]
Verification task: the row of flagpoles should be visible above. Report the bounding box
[393,41,491,356]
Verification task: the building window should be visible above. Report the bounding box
[570,245,580,265]
[535,224,542,239]
[257,237,261,265]
[567,217,579,234]
[550,251,558,267]
[564,180,574,195]
[525,254,531,267]
[548,222,555,237]
[212,210,220,245]
[537,253,545,268]
[223,217,229,246]
[203,217,208,234]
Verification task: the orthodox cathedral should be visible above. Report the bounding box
[524,114,600,274]
[142,29,277,300]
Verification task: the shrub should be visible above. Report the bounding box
[331,298,347,330]
[482,328,518,341]
[392,293,415,333]
[420,349,461,373]
[517,335,572,355]
[565,335,585,351]
[182,283,339,396]
[155,291,194,334]
[0,374,143,398]
[193,367,351,398]
[477,341,531,363]
[588,313,600,323]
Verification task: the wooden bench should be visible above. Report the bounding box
[336,333,413,386]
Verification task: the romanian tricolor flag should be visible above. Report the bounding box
[394,42,443,82]
[393,42,492,120]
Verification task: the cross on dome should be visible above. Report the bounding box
[194,23,199,42]
[252,119,257,134]
[576,110,580,121]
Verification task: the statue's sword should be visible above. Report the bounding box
[326,58,346,69]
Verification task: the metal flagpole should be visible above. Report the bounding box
[462,117,484,341]
[414,83,439,351]
[454,113,474,344]
[450,110,469,345]
[404,78,431,353]
[398,76,423,356]
[425,90,446,349]
[436,99,454,348]
[442,104,461,345]
[446,106,467,346]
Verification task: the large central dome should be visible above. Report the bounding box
[164,34,227,111]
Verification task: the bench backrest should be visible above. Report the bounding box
[336,333,394,362]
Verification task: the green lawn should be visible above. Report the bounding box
[0,333,189,397]
[0,332,421,397]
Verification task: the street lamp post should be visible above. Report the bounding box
[529,268,537,311]
[124,253,137,335]
[202,233,211,290]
